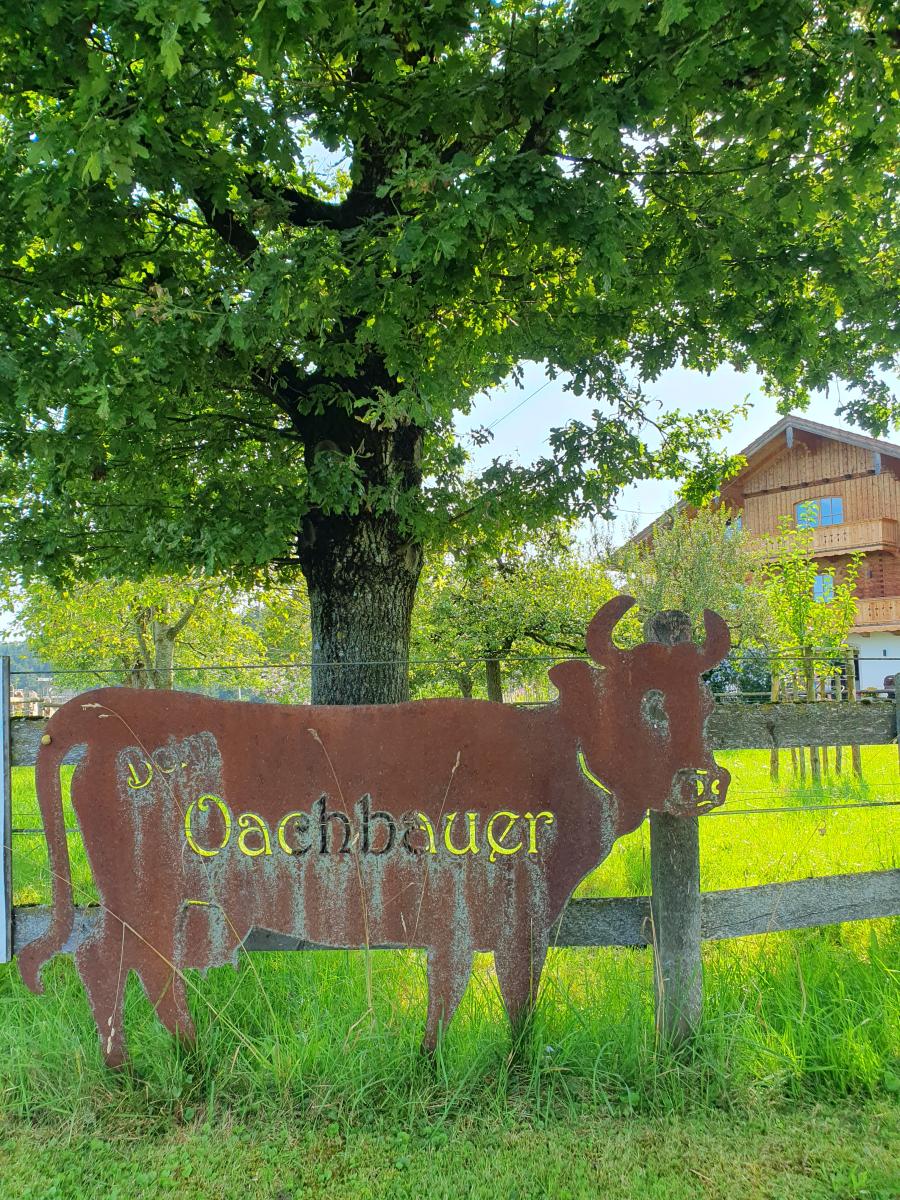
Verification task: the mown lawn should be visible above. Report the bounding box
[1,1104,897,1200]
[1,749,897,1198]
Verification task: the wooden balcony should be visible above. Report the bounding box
[810,518,900,557]
[759,518,900,560]
[853,596,900,631]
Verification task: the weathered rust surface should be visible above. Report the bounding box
[17,596,730,1065]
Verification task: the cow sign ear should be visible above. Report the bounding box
[548,660,592,697]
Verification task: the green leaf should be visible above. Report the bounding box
[159,24,183,77]
[658,0,690,35]
[81,151,102,183]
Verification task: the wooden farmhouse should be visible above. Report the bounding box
[631,415,900,692]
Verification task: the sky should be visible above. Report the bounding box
[455,361,900,546]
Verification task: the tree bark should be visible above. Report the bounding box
[150,623,176,690]
[295,403,424,706]
[485,657,504,703]
[300,513,422,705]
[457,670,474,699]
[125,659,151,689]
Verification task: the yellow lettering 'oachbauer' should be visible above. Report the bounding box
[522,811,555,853]
[485,811,522,862]
[416,813,436,854]
[183,799,558,860]
[183,795,232,857]
[276,811,309,855]
[237,811,272,857]
[443,811,480,855]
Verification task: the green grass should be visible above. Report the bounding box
[2,750,898,1197]
[579,746,899,898]
[0,1105,897,1200]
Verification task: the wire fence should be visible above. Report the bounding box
[8,666,900,826]
[11,652,900,675]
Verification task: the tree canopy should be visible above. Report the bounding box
[0,0,897,701]
[0,571,312,694]
[412,525,612,700]
[613,505,767,647]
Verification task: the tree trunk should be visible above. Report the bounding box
[133,601,196,690]
[485,657,503,703]
[300,514,422,705]
[150,625,176,690]
[457,670,474,699]
[125,659,151,689]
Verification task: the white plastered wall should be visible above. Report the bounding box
[848,631,900,691]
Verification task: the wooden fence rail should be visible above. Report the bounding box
[3,676,900,1045]
[13,869,899,959]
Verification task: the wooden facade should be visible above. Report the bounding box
[716,418,900,635]
[630,417,900,665]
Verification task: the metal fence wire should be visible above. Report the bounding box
[8,645,900,711]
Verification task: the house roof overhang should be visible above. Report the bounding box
[624,415,900,549]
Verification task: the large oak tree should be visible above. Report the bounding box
[0,1,896,702]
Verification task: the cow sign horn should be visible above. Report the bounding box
[696,608,731,670]
[585,595,636,664]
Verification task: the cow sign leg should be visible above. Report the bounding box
[138,958,196,1047]
[75,921,131,1068]
[494,933,548,1037]
[423,943,474,1052]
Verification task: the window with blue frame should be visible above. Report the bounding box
[813,573,834,602]
[724,514,743,539]
[795,497,843,528]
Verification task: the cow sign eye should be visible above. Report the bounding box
[641,689,670,738]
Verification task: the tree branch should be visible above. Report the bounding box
[523,627,584,655]
[244,162,392,231]
[168,600,199,639]
[192,191,259,261]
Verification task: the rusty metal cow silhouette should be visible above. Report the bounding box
[19,596,730,1065]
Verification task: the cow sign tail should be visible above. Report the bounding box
[17,720,77,994]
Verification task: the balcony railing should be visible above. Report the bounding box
[854,596,900,629]
[759,518,900,560]
[811,518,900,557]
